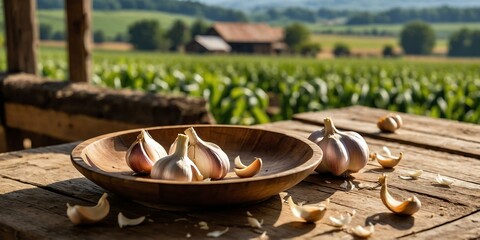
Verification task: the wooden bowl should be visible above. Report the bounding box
[71,125,322,210]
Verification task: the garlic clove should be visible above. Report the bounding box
[198,221,209,230]
[118,212,146,228]
[350,223,375,238]
[377,115,400,133]
[382,146,392,156]
[185,127,230,180]
[436,174,454,186]
[235,157,262,178]
[206,227,229,238]
[379,174,421,215]
[399,169,423,180]
[125,130,167,174]
[374,152,403,168]
[287,196,327,223]
[329,212,353,227]
[392,114,403,128]
[66,193,109,225]
[234,156,247,169]
[151,134,203,181]
[141,130,167,161]
[248,216,263,228]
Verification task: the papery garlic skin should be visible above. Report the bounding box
[125,130,167,174]
[379,174,421,215]
[151,134,203,182]
[118,212,146,228]
[436,174,454,186]
[185,127,230,180]
[308,117,369,176]
[66,193,109,225]
[351,223,375,238]
[287,196,327,223]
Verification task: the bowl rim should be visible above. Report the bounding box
[70,124,323,186]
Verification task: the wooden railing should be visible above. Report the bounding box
[0,0,212,152]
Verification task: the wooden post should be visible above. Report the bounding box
[65,0,92,83]
[3,0,38,74]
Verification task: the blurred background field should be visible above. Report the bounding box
[0,0,479,125]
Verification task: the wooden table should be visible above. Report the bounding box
[1,106,479,239]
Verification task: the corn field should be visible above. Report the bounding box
[37,51,480,125]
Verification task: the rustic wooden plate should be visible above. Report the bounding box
[71,125,322,210]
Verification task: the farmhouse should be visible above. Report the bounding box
[185,35,231,53]
[187,22,286,54]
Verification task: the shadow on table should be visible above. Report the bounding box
[365,167,395,173]
[365,212,415,230]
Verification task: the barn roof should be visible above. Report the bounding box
[194,35,231,52]
[211,22,284,43]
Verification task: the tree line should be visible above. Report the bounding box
[38,0,247,22]
[347,6,480,25]
[253,6,480,24]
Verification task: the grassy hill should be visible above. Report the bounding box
[34,10,199,39]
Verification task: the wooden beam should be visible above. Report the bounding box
[65,0,92,83]
[4,103,145,142]
[3,0,37,74]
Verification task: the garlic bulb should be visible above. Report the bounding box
[66,193,109,225]
[125,130,168,174]
[379,174,421,215]
[377,114,403,133]
[184,127,230,180]
[151,134,203,181]
[308,117,369,176]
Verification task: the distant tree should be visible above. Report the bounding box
[333,43,351,57]
[128,20,167,50]
[114,33,127,42]
[448,28,480,57]
[39,23,53,40]
[400,21,436,55]
[167,20,190,51]
[382,44,395,57]
[299,42,322,57]
[93,30,106,43]
[284,23,310,52]
[190,18,209,37]
[52,31,65,41]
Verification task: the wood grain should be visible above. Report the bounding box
[0,107,478,239]
[4,103,145,141]
[65,0,92,82]
[3,0,37,74]
[293,106,480,158]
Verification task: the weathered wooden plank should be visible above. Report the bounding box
[65,0,92,82]
[293,106,480,159]
[0,142,478,239]
[3,0,37,74]
[260,121,480,185]
[304,106,480,143]
[4,103,145,142]
[402,211,480,239]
